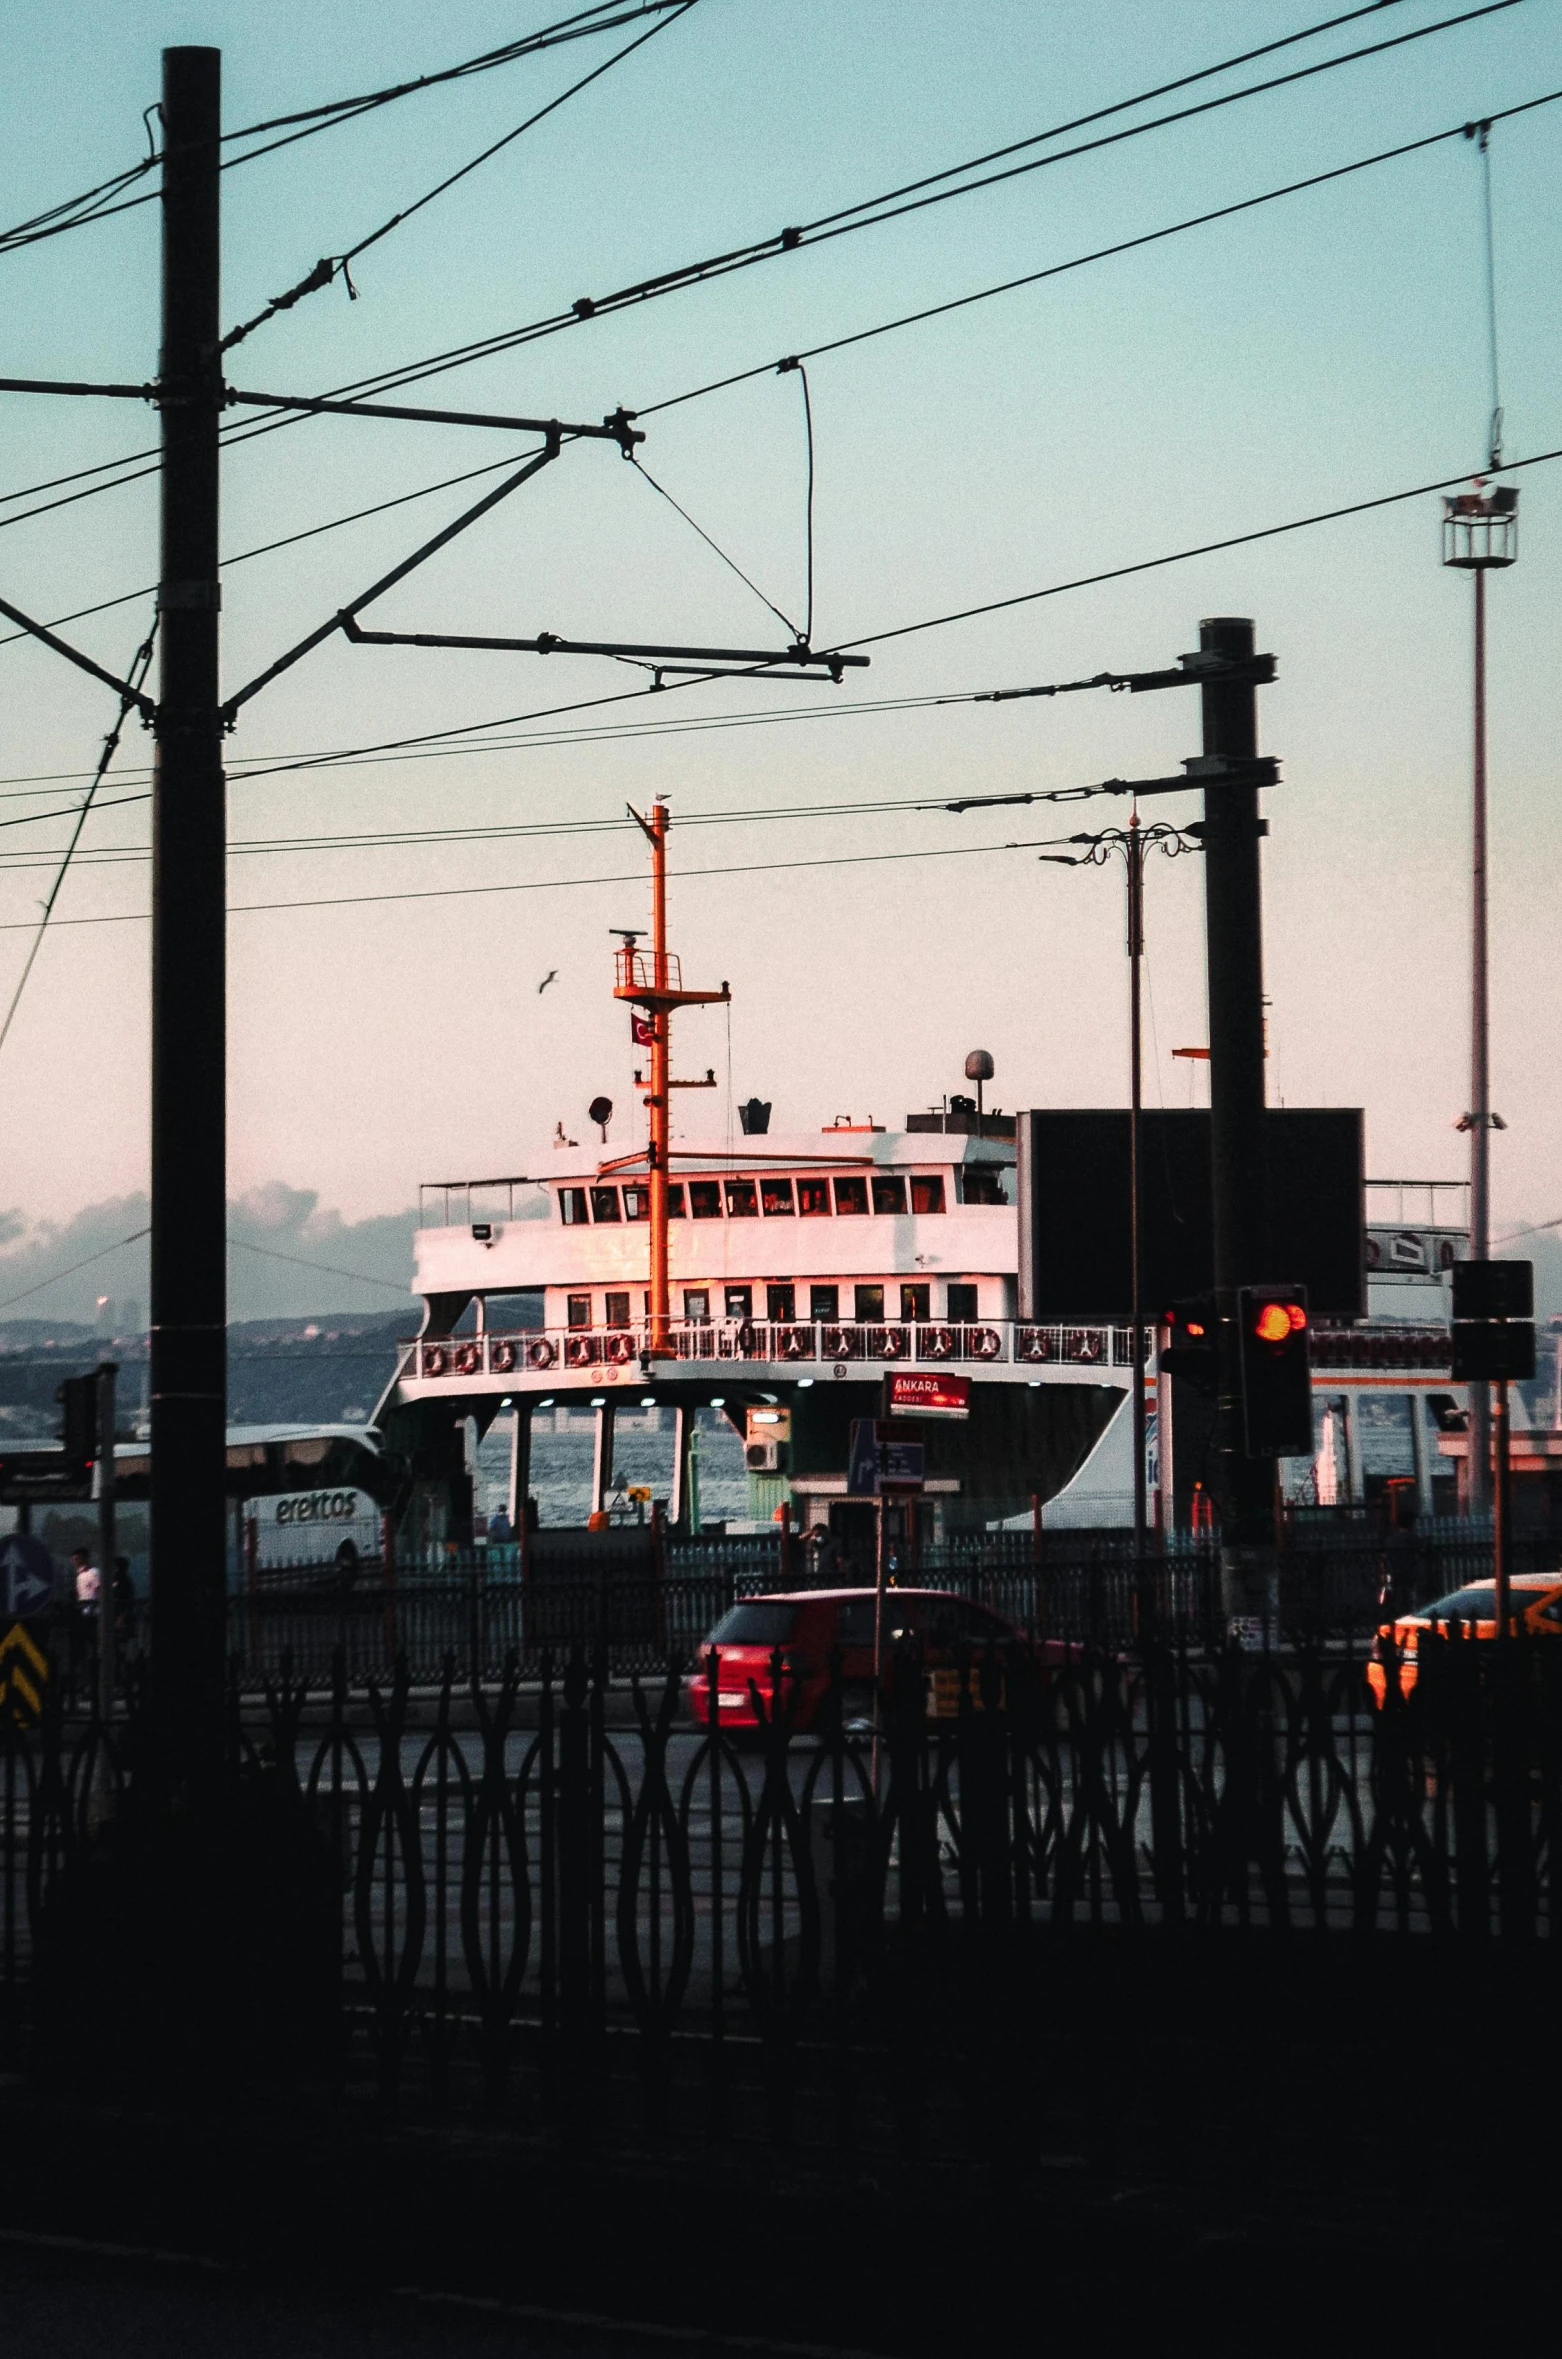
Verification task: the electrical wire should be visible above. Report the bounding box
[1471,118,1504,467]
[626,455,800,639]
[0,1227,150,1314]
[324,0,1522,408]
[0,617,156,1059]
[227,1236,409,1293]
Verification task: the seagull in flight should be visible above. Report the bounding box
[537,969,558,994]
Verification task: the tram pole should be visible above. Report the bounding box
[1199,616,1275,1625]
[149,46,228,1797]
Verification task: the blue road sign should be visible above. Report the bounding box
[847,1418,880,1497]
[847,1422,925,1494]
[0,1533,54,1618]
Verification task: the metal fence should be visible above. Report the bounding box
[5,1625,1561,2145]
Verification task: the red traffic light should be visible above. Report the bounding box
[1253,1299,1306,1344]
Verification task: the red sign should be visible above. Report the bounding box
[886,1370,970,1420]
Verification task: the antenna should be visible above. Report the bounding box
[964,1048,994,1134]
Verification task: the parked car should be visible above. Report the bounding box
[1366,1572,1562,1705]
[683,1586,1063,1735]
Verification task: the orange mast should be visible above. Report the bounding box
[615,801,728,1358]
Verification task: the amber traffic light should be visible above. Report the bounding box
[1238,1284,1313,1460]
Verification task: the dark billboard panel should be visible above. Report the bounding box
[1017,1108,1365,1322]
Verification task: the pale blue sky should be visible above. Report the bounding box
[1,0,1560,1312]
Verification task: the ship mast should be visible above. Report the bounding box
[615,801,728,1358]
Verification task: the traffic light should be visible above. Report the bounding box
[1161,1296,1220,1396]
[1450,1258,1535,1381]
[1238,1285,1312,1459]
[55,1372,99,1482]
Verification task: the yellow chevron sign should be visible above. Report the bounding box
[0,1622,47,1725]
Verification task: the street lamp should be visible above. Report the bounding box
[1042,817,1200,1571]
[1442,480,1517,1517]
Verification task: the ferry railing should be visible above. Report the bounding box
[405,1316,1459,1384]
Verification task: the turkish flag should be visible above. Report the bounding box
[630,1015,655,1047]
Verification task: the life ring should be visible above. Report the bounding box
[1016,1329,1047,1363]
[422,1343,448,1378]
[780,1326,812,1361]
[924,1326,956,1361]
[969,1326,1002,1361]
[526,1337,557,1370]
[606,1331,635,1365]
[878,1327,907,1360]
[823,1326,857,1360]
[1066,1330,1103,1365]
[489,1338,517,1375]
[453,1340,482,1376]
[565,1334,596,1369]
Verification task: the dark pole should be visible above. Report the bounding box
[149,47,227,1797]
[1467,564,1492,1515]
[1492,1376,1511,1634]
[1127,815,1148,1579]
[96,1360,118,1742]
[1199,616,1274,1624]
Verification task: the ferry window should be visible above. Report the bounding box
[760,1176,795,1217]
[871,1176,907,1216]
[725,1285,752,1321]
[910,1174,945,1215]
[689,1181,723,1220]
[684,1288,711,1324]
[604,1291,631,1329]
[767,1284,796,1322]
[567,1293,592,1329]
[797,1177,831,1216]
[948,1283,978,1322]
[622,1185,649,1222]
[725,1178,759,1218]
[810,1285,839,1321]
[833,1176,868,1216]
[901,1283,931,1323]
[590,1186,622,1223]
[959,1165,1013,1206]
[854,1284,885,1322]
[559,1187,588,1225]
[667,1185,686,1219]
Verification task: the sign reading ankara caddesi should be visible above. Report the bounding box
[886,1371,971,1420]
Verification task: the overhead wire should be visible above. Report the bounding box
[0,1226,151,1314]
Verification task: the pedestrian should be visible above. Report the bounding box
[488,1504,513,1548]
[72,1547,101,1615]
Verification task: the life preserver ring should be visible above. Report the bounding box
[1016,1329,1047,1363]
[606,1331,635,1365]
[489,1338,517,1375]
[780,1326,811,1361]
[1066,1330,1103,1365]
[453,1340,482,1376]
[878,1327,907,1360]
[422,1343,448,1378]
[924,1326,956,1361]
[526,1337,557,1370]
[969,1326,1001,1361]
[823,1326,856,1360]
[565,1334,595,1369]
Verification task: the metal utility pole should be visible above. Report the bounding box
[1199,616,1274,1618]
[96,1362,118,1740]
[149,47,227,1796]
[1443,484,1518,1518]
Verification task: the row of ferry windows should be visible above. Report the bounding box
[564,1282,982,1329]
[553,1171,1008,1226]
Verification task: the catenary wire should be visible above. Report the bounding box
[0,1227,150,1314]
[322,0,1524,408]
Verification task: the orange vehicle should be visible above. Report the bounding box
[1366,1572,1562,1705]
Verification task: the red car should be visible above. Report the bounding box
[684,1586,1058,1735]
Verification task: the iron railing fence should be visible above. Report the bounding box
[5,1629,1562,2132]
[34,1525,1553,1703]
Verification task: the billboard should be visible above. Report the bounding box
[885,1371,971,1420]
[1017,1108,1365,1323]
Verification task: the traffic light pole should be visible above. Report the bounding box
[1199,616,1276,1621]
[149,48,228,1799]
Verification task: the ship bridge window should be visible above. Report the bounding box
[811,1285,839,1320]
[725,1178,759,1218]
[871,1176,907,1216]
[855,1284,885,1321]
[558,1187,588,1225]
[901,1282,930,1322]
[760,1176,795,1216]
[689,1180,722,1219]
[684,1287,710,1323]
[567,1293,592,1329]
[604,1290,631,1328]
[910,1174,945,1215]
[725,1285,752,1320]
[767,1283,795,1321]
[798,1178,831,1217]
[959,1165,1013,1207]
[622,1185,650,1221]
[590,1186,622,1223]
[668,1184,686,1218]
[833,1176,868,1216]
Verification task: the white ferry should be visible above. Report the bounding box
[376,800,1474,1543]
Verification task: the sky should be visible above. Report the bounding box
[1,0,1560,1321]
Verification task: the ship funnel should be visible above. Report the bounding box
[738,1097,772,1136]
